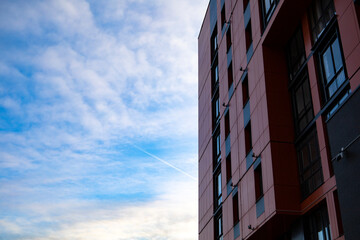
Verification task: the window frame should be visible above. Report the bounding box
[260,0,279,28]
[296,128,323,199]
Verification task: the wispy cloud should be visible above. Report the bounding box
[0,0,207,239]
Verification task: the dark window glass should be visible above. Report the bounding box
[211,59,219,93]
[260,0,279,27]
[286,28,306,80]
[242,76,249,107]
[215,213,223,240]
[226,28,232,52]
[254,163,264,201]
[221,5,226,29]
[211,25,218,60]
[226,154,232,183]
[245,122,252,155]
[308,0,335,42]
[320,37,346,99]
[228,63,233,90]
[213,129,221,165]
[233,192,239,225]
[212,91,221,127]
[304,203,332,240]
[225,111,230,138]
[215,170,222,209]
[291,71,314,134]
[245,21,252,52]
[297,129,323,198]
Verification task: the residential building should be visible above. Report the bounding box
[198,0,360,239]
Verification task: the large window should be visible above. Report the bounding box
[260,0,279,27]
[308,0,335,42]
[297,129,323,198]
[319,36,346,100]
[287,28,306,81]
[292,71,314,133]
[304,203,332,240]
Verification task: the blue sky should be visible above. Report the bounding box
[0,0,207,239]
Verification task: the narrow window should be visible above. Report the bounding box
[245,122,252,155]
[212,90,220,128]
[254,163,264,201]
[233,192,240,225]
[242,76,249,107]
[215,213,223,240]
[221,5,226,30]
[228,63,233,90]
[245,20,252,53]
[225,111,230,139]
[214,170,222,208]
[211,25,218,60]
[213,129,221,166]
[226,28,232,52]
[226,154,232,183]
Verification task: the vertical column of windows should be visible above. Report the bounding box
[286,27,323,199]
[210,2,222,239]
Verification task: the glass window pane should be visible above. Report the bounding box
[332,38,343,72]
[296,86,305,115]
[322,47,335,82]
[265,0,271,12]
[336,70,345,88]
[328,81,337,98]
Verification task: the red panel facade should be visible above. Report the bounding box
[199,0,360,239]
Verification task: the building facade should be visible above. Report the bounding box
[198,0,360,240]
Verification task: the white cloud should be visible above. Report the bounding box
[0,0,208,239]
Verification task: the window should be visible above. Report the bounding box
[215,213,223,240]
[225,111,230,139]
[212,61,219,91]
[260,0,279,27]
[245,20,253,61]
[242,76,249,107]
[297,129,323,198]
[319,36,346,100]
[254,163,264,202]
[286,28,306,81]
[214,129,221,165]
[308,0,335,42]
[226,27,232,52]
[291,71,314,134]
[212,91,221,128]
[221,5,226,30]
[211,25,218,60]
[228,63,233,90]
[214,170,222,209]
[245,122,252,155]
[226,154,232,183]
[304,203,331,240]
[286,28,314,134]
[233,192,240,225]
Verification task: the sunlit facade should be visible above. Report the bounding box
[198,0,360,239]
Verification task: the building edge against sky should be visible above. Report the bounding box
[198,0,360,240]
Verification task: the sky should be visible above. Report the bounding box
[0,0,208,239]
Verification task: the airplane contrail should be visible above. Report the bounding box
[131,144,197,181]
